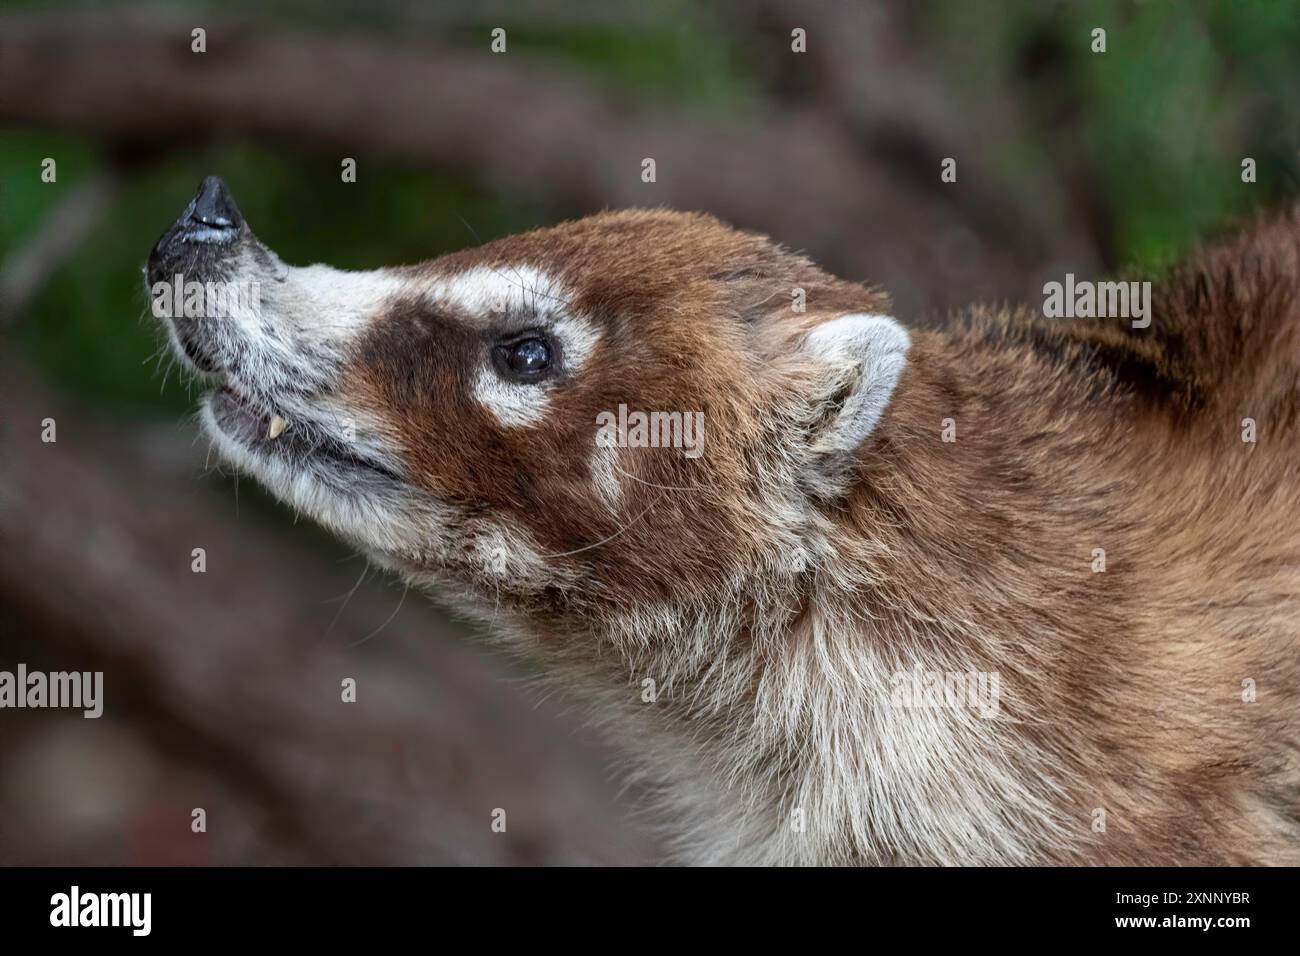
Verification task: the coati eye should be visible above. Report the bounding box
[496,336,552,382]
[509,338,550,372]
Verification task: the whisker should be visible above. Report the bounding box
[349,581,409,647]
[612,459,709,493]
[454,211,576,311]
[322,561,371,644]
[538,492,666,559]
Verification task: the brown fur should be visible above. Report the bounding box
[360,208,1299,863]
[351,208,1299,863]
[159,200,1300,864]
[852,209,1300,862]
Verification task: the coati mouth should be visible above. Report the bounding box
[207,385,403,484]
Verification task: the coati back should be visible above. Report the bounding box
[147,179,1300,864]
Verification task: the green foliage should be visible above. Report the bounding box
[1072,0,1299,268]
[929,0,1299,271]
[481,20,751,114]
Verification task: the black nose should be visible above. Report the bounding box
[186,176,242,237]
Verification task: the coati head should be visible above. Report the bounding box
[147,177,910,656]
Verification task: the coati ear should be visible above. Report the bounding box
[798,312,910,468]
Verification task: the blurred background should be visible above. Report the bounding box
[1,0,1297,865]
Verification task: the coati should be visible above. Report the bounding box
[147,177,1300,865]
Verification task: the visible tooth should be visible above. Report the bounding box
[267,414,287,439]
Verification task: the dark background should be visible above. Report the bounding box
[2,0,1297,864]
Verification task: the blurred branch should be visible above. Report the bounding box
[0,8,1098,318]
[726,0,1107,271]
[0,169,123,326]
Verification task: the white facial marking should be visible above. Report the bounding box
[279,264,410,342]
[473,366,551,426]
[553,314,601,373]
[472,521,555,588]
[590,442,622,510]
[447,266,603,429]
[427,264,565,322]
